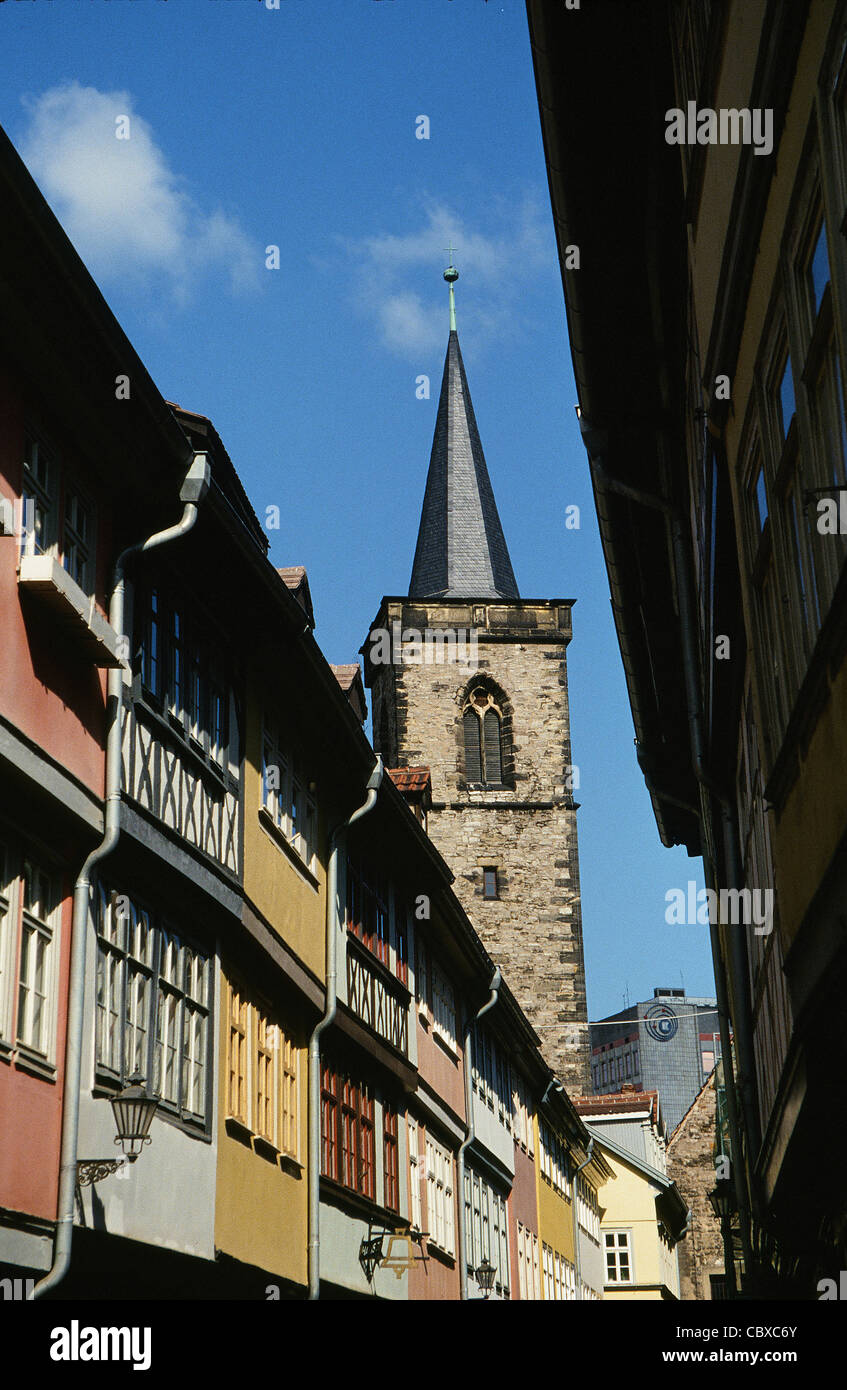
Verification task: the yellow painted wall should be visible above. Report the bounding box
[213,975,309,1287]
[533,1115,575,1289]
[596,1148,669,1301]
[243,679,325,979]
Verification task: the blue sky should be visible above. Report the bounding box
[1,0,711,1020]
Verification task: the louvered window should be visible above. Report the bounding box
[462,686,507,786]
[463,709,482,780]
[483,709,502,783]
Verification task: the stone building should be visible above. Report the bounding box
[362,270,590,1091]
[667,1074,726,1301]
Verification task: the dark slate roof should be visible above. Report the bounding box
[409,330,519,599]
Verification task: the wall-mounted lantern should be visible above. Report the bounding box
[77,1076,159,1187]
[475,1257,497,1299]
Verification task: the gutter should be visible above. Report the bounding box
[581,425,757,1273]
[31,453,211,1300]
[307,756,383,1301]
[457,967,501,1301]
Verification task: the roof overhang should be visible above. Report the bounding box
[526,0,700,852]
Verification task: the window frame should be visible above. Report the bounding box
[461,684,510,789]
[20,433,98,600]
[604,1229,634,1285]
[95,885,212,1132]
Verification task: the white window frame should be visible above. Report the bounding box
[15,856,59,1067]
[605,1229,634,1285]
[425,1132,455,1256]
[430,957,457,1051]
[261,718,317,873]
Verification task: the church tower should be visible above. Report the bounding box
[362,266,590,1091]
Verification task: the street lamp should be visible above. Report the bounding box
[707,1178,735,1223]
[475,1257,496,1299]
[110,1077,159,1159]
[77,1076,159,1186]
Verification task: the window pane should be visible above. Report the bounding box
[779,358,796,438]
[755,468,768,529]
[810,222,830,315]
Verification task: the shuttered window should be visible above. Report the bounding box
[463,708,482,781]
[483,709,502,783]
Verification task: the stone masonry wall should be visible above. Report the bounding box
[667,1075,725,1300]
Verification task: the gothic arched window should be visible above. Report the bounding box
[462,685,507,786]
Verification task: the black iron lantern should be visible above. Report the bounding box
[475,1257,496,1298]
[708,1177,736,1223]
[110,1076,159,1160]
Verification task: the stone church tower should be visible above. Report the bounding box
[362,268,590,1091]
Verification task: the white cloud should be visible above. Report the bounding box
[18,82,257,297]
[346,196,550,359]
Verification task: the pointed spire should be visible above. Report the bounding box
[408,265,519,600]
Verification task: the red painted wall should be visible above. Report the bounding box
[510,1143,539,1296]
[0,368,108,797]
[415,1013,465,1122]
[0,366,110,1228]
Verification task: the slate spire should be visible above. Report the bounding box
[408,265,519,600]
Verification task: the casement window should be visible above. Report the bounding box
[136,587,231,770]
[604,1230,633,1284]
[345,858,398,974]
[430,958,457,1050]
[95,887,211,1128]
[0,844,61,1069]
[262,721,317,872]
[462,686,507,786]
[482,866,498,900]
[464,1168,509,1298]
[394,903,409,987]
[224,981,300,1158]
[383,1103,399,1213]
[20,436,96,597]
[539,1121,570,1198]
[542,1244,554,1301]
[255,1011,275,1143]
[511,1068,535,1156]
[320,1063,376,1201]
[408,1117,423,1232]
[471,1024,512,1133]
[577,1175,601,1242]
[425,1133,455,1256]
[16,860,57,1057]
[517,1223,541,1300]
[228,984,248,1125]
